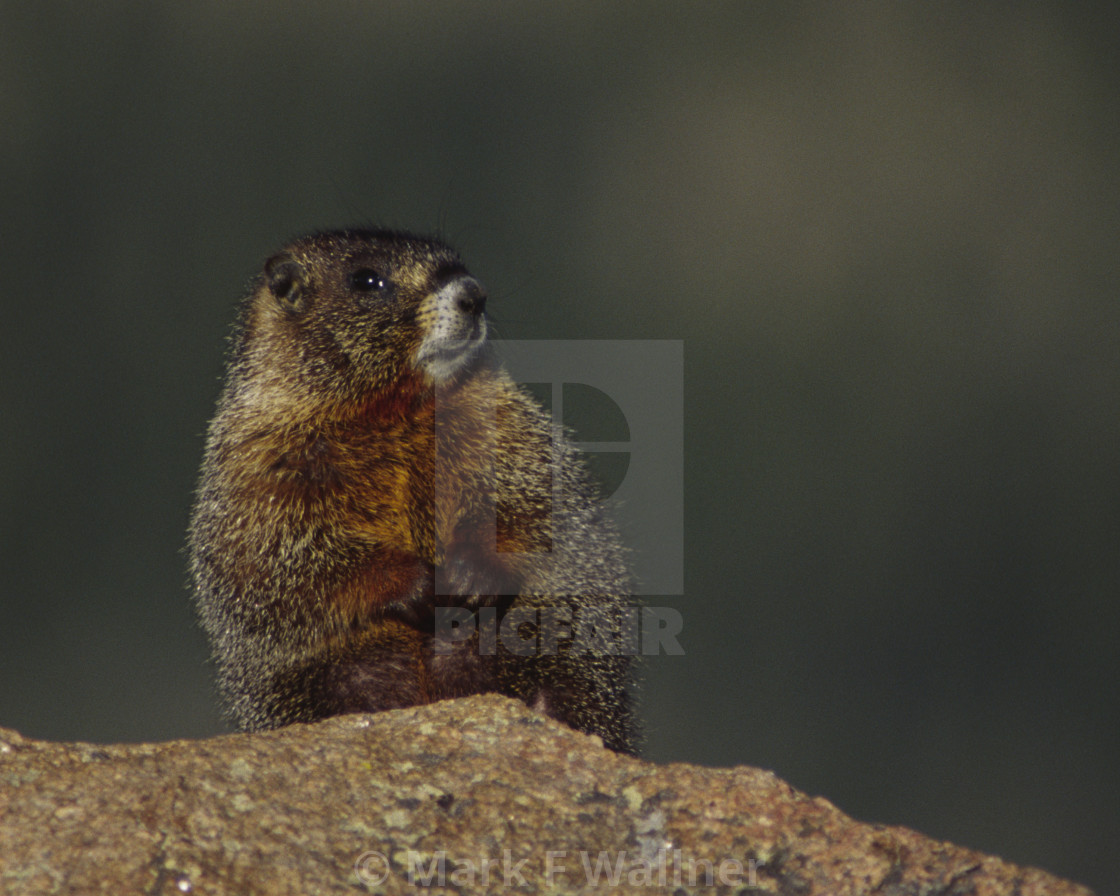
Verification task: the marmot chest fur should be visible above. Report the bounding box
[188,229,635,752]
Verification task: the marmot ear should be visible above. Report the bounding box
[264,254,309,313]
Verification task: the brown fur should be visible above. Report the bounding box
[188,229,636,752]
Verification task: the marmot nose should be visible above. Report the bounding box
[454,276,487,316]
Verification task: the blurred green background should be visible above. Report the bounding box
[1,3,1116,891]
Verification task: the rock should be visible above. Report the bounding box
[0,694,1094,895]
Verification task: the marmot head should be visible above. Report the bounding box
[231,229,488,412]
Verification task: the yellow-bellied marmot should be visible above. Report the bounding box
[188,229,636,752]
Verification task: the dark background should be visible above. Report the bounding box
[1,4,1116,892]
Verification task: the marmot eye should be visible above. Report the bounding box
[348,268,387,292]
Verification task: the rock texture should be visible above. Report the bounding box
[0,694,1093,895]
